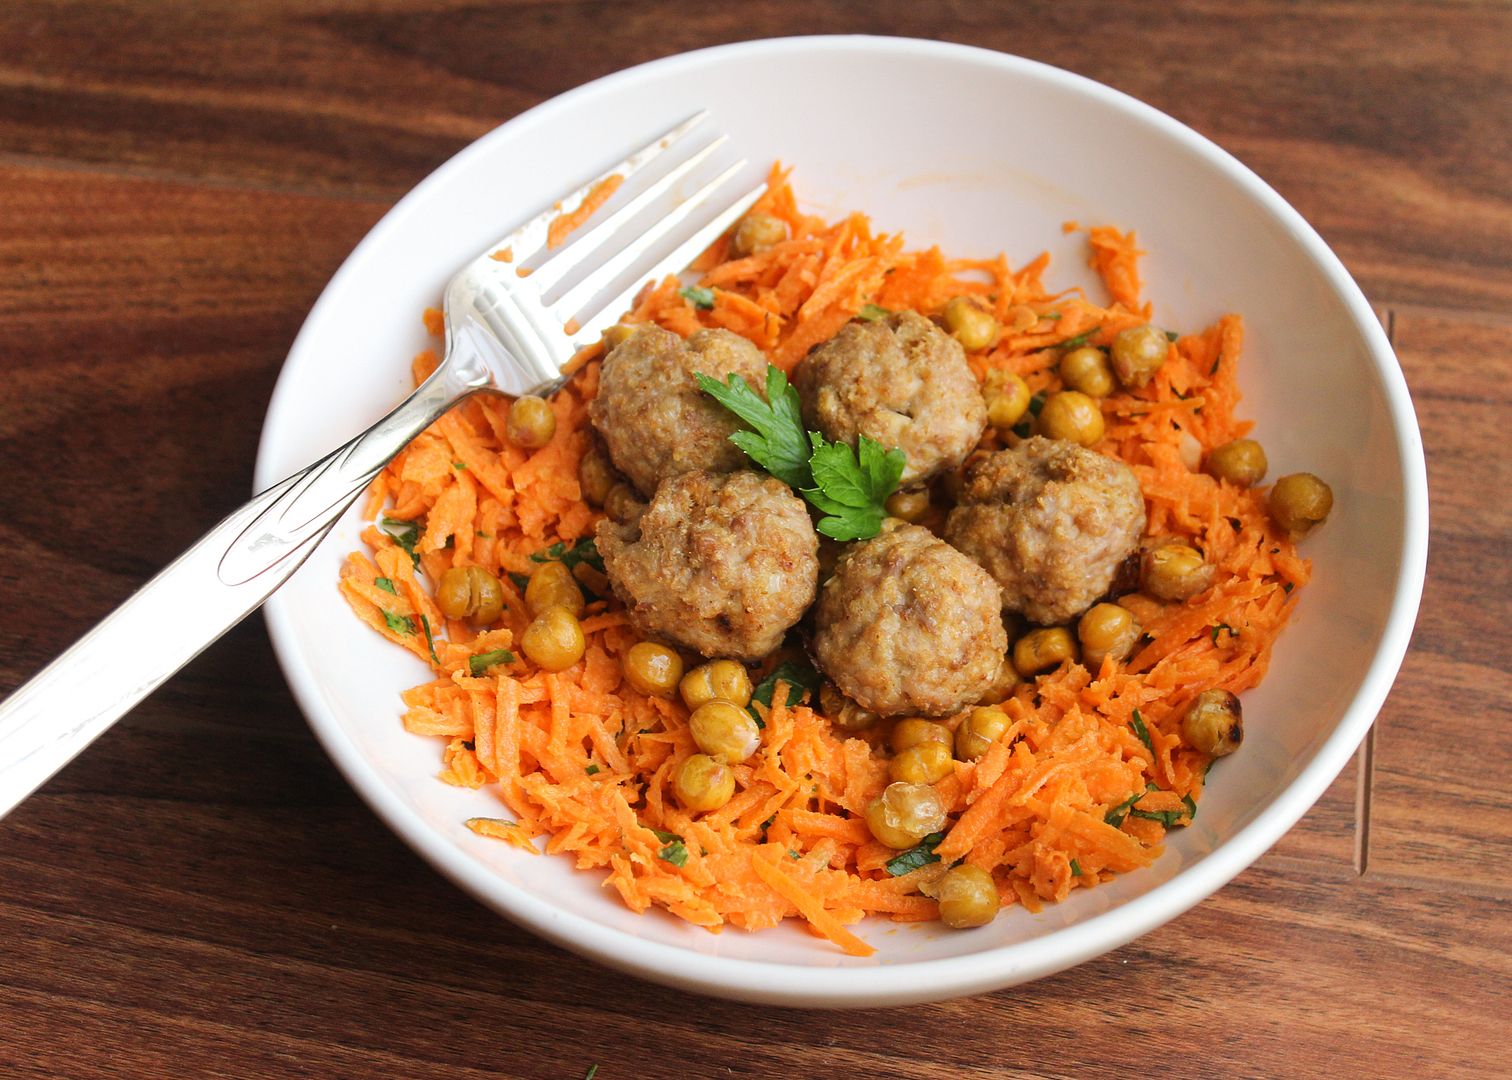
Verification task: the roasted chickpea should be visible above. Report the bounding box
[864,781,948,849]
[689,700,762,763]
[1110,325,1169,388]
[1269,473,1333,538]
[884,487,931,523]
[603,482,644,524]
[977,655,1022,706]
[1141,542,1215,602]
[1204,438,1268,487]
[600,323,636,351]
[679,659,753,711]
[506,394,556,449]
[1038,390,1105,446]
[622,641,683,698]
[818,682,879,731]
[890,741,954,785]
[1013,626,1078,675]
[983,369,1032,429]
[436,566,505,625]
[520,605,586,671]
[942,296,1001,352]
[956,706,1011,761]
[731,212,787,257]
[890,718,952,753]
[937,864,999,928]
[1059,346,1116,398]
[1182,688,1243,756]
[1078,603,1142,670]
[577,443,618,506]
[525,560,586,618]
[673,753,735,812]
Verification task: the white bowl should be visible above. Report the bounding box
[255,36,1427,1007]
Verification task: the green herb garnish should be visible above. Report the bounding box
[1027,392,1047,417]
[695,367,813,489]
[382,610,415,636]
[529,536,604,574]
[468,648,515,676]
[1060,325,1102,349]
[658,839,689,867]
[585,764,601,776]
[1070,859,1083,877]
[1165,330,1180,342]
[679,285,715,310]
[453,460,467,470]
[507,571,530,590]
[857,303,891,321]
[1211,622,1236,645]
[649,828,681,843]
[1104,790,1144,828]
[749,660,821,728]
[885,832,945,876]
[585,1067,599,1080]
[373,577,397,595]
[380,516,421,567]
[420,614,440,665]
[1130,709,1154,754]
[1131,805,1187,828]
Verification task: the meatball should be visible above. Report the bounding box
[596,470,818,660]
[589,324,767,496]
[812,524,1006,717]
[945,437,1146,626]
[794,310,987,485]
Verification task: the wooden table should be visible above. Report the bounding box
[2,4,1508,1077]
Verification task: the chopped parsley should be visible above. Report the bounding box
[529,536,604,574]
[650,828,689,867]
[373,577,397,595]
[419,614,440,665]
[749,660,821,727]
[382,610,415,635]
[453,460,467,470]
[1211,622,1237,645]
[885,832,945,876]
[857,302,891,321]
[469,648,515,676]
[1165,330,1180,342]
[649,828,681,843]
[679,285,715,310]
[585,1067,599,1080]
[1130,709,1154,754]
[1060,325,1102,349]
[1070,859,1083,877]
[585,764,601,776]
[379,516,421,567]
[507,571,530,590]
[697,364,905,540]
[1104,789,1144,828]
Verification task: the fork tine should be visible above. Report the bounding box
[568,178,767,348]
[528,133,730,295]
[553,163,758,326]
[489,109,710,265]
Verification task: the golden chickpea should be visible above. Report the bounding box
[730,212,788,256]
[1059,346,1116,398]
[1078,603,1142,670]
[1013,626,1078,675]
[673,753,735,812]
[942,296,1001,352]
[890,718,952,753]
[890,741,954,785]
[679,659,753,711]
[1110,324,1169,388]
[864,781,948,850]
[884,487,931,523]
[689,700,762,763]
[622,641,683,698]
[977,655,1022,706]
[506,395,556,449]
[818,682,879,732]
[1182,688,1243,756]
[603,483,644,524]
[937,863,999,928]
[1269,473,1334,538]
[600,323,636,351]
[577,443,618,506]
[519,605,586,671]
[1141,542,1215,602]
[983,369,1032,429]
[1038,390,1105,446]
[525,560,585,618]
[955,706,1012,761]
[1204,438,1268,487]
[436,566,505,625]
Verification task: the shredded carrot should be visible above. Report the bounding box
[344,164,1308,954]
[547,175,624,249]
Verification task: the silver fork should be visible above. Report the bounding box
[0,112,764,820]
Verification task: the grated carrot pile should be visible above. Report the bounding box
[341,165,1308,955]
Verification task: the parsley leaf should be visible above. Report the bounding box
[507,571,530,590]
[1130,709,1154,754]
[585,1067,599,1080]
[885,832,945,876]
[1165,330,1180,342]
[373,577,397,595]
[657,839,689,867]
[1104,790,1143,828]
[585,764,601,776]
[649,828,681,843]
[749,660,821,727]
[1211,622,1236,645]
[380,516,421,568]
[1070,859,1083,877]
[419,614,440,665]
[857,303,891,321]
[1060,325,1102,349]
[695,367,813,489]
[529,536,604,574]
[382,610,415,636]
[679,285,715,310]
[1131,805,1187,827]
[802,433,906,541]
[469,648,514,676]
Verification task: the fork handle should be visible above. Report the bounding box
[0,348,491,821]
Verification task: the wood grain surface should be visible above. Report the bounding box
[1,3,1508,1077]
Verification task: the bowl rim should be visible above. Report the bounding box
[256,34,1429,1007]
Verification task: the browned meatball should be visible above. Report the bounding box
[589,324,767,496]
[811,524,1006,717]
[794,310,987,485]
[945,437,1146,626]
[596,470,818,660]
